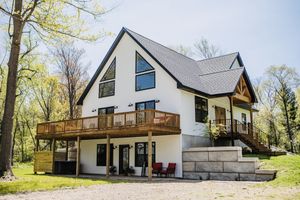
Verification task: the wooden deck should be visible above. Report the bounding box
[36,109,181,140]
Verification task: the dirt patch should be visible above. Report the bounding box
[0,181,299,200]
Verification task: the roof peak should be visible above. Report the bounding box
[123,27,197,62]
[197,52,240,62]
[199,66,244,77]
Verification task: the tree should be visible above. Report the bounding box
[194,37,222,59]
[32,74,60,121]
[0,0,107,178]
[170,37,223,60]
[168,45,194,57]
[265,65,300,153]
[54,44,88,119]
[253,78,280,147]
[278,83,298,152]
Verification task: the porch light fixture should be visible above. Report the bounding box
[92,109,97,112]
[113,146,118,149]
[114,105,118,109]
[129,145,133,149]
[128,103,133,107]
[155,99,160,103]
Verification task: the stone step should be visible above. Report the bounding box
[255,169,277,181]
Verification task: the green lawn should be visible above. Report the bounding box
[244,154,300,187]
[0,163,122,195]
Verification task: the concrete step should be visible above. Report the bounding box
[255,169,277,181]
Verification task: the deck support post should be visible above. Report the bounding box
[76,136,81,177]
[148,131,152,181]
[65,140,69,161]
[229,96,234,146]
[36,139,39,152]
[51,139,56,174]
[106,134,110,178]
[249,104,254,138]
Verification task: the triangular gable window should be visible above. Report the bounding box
[136,52,154,73]
[101,58,116,81]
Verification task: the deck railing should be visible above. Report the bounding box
[37,109,180,135]
[211,119,255,137]
[210,119,263,143]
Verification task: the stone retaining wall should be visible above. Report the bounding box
[182,147,276,181]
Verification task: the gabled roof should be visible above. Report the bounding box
[77,27,257,105]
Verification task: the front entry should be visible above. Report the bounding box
[215,106,226,124]
[119,145,130,174]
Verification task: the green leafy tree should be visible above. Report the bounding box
[0,0,108,178]
[265,65,300,153]
[278,84,298,152]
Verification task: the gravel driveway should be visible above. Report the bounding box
[1,181,299,200]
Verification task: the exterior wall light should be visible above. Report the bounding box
[155,99,160,103]
[114,106,118,109]
[128,103,133,107]
[92,109,97,112]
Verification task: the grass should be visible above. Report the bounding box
[0,163,122,195]
[244,154,300,187]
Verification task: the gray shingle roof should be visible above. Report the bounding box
[126,28,247,96]
[196,52,239,75]
[77,27,256,105]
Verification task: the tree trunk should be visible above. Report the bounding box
[0,0,23,177]
[283,100,294,153]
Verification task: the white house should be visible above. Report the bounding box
[35,28,270,179]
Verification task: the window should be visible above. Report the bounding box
[241,113,247,131]
[136,100,155,124]
[98,106,115,115]
[135,100,155,110]
[136,72,155,91]
[241,113,247,124]
[135,142,156,167]
[96,144,113,166]
[99,58,116,98]
[136,52,154,73]
[195,96,208,123]
[135,52,155,91]
[101,59,116,81]
[99,81,115,98]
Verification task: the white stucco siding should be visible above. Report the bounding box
[179,90,207,137]
[233,107,251,123]
[80,135,182,177]
[208,97,231,121]
[81,33,181,117]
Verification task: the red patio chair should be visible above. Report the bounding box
[152,162,162,176]
[160,163,176,177]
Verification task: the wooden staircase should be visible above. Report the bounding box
[211,119,284,155]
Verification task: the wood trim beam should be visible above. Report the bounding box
[148,131,152,181]
[76,136,80,177]
[106,134,110,178]
[234,93,251,103]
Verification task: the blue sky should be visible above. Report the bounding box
[77,0,300,79]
